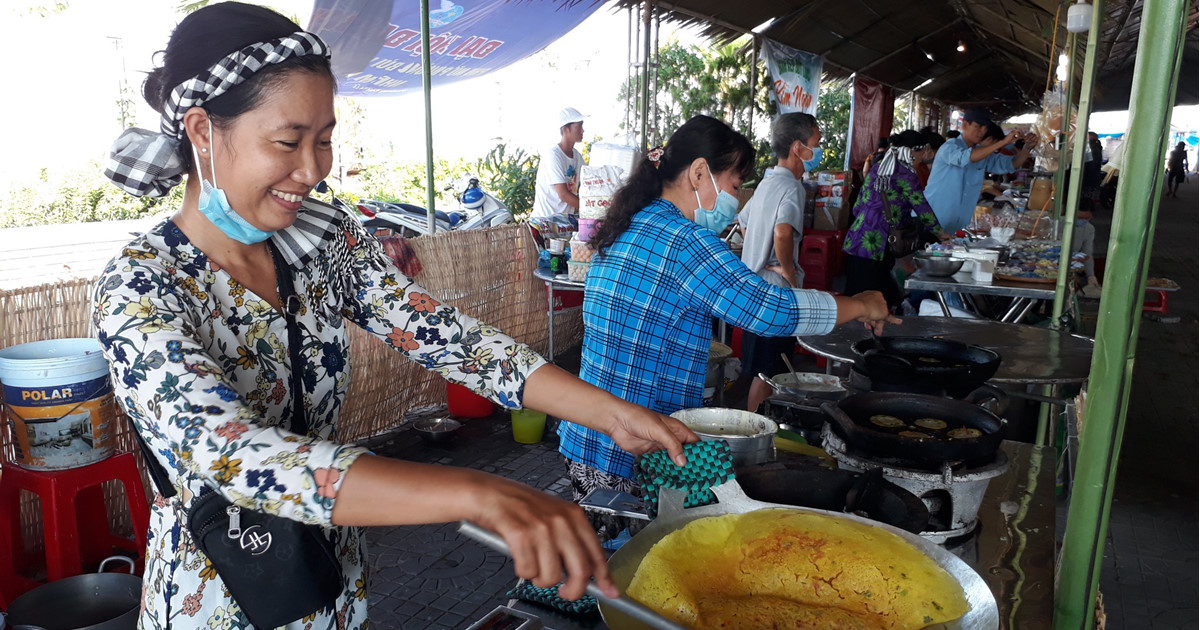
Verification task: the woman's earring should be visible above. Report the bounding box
[200,147,208,153]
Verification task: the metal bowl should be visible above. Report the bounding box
[413,417,462,444]
[913,252,965,277]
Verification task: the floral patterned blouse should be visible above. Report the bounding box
[842,161,944,262]
[92,200,546,629]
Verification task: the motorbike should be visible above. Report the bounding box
[443,174,514,231]
[315,176,512,239]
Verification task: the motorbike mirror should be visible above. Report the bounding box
[315,180,329,194]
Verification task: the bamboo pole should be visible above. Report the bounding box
[420,0,437,234]
[1035,30,1077,446]
[1053,1,1190,627]
[1053,1,1105,323]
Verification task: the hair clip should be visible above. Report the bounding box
[646,145,665,168]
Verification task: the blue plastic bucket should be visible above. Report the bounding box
[0,338,117,470]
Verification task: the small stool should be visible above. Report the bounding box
[1142,289,1170,315]
[0,452,149,603]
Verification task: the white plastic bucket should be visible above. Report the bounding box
[0,338,117,470]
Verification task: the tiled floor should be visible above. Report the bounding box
[360,183,1198,628]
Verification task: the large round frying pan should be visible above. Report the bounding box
[735,461,929,533]
[5,557,140,630]
[851,336,1001,399]
[601,481,999,630]
[822,392,1005,469]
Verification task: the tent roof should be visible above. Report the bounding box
[612,0,1198,117]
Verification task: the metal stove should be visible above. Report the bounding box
[821,425,1010,544]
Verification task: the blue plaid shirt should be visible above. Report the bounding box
[558,199,838,479]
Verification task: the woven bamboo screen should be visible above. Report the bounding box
[0,223,582,555]
[336,223,583,441]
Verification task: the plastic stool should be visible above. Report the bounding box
[807,229,848,276]
[799,234,839,287]
[0,452,149,603]
[1142,289,1170,314]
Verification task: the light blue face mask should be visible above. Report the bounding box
[802,145,824,172]
[693,168,739,233]
[193,121,273,245]
[1075,218,1090,228]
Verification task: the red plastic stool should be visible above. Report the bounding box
[807,229,848,276]
[1142,289,1170,314]
[0,452,149,603]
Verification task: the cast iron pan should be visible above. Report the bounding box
[822,392,1004,468]
[736,461,929,533]
[851,336,1001,399]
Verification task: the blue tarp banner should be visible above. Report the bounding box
[308,0,600,96]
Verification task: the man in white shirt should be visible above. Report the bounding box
[738,112,822,412]
[532,107,586,219]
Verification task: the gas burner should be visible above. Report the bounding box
[759,394,827,445]
[821,426,1009,544]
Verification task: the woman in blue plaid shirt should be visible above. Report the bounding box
[561,116,897,517]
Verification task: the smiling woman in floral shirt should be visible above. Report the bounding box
[842,129,948,310]
[94,4,693,629]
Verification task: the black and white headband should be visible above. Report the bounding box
[104,31,330,198]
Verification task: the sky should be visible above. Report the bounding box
[0,1,700,187]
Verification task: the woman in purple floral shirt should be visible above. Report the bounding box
[843,130,948,310]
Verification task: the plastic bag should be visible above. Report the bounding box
[1033,86,1077,173]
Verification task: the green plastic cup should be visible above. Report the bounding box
[511,408,547,444]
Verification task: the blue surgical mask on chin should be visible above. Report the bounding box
[192,122,273,245]
[802,146,824,172]
[693,169,739,233]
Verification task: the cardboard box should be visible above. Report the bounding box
[736,185,756,213]
[813,201,849,231]
[816,170,848,186]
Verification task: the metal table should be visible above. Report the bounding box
[501,439,1055,629]
[534,267,586,363]
[797,316,1094,385]
[906,271,1057,323]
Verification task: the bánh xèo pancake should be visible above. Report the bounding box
[626,509,970,629]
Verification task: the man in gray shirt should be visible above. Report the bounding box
[738,112,822,412]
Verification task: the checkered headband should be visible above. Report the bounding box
[104,31,330,197]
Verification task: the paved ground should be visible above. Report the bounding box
[362,415,576,629]
[1083,180,1199,629]
[360,181,1198,628]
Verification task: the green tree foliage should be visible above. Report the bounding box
[815,77,852,172]
[620,38,774,149]
[619,37,854,178]
[0,165,182,228]
[474,144,539,220]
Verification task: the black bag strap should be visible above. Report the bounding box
[135,240,307,499]
[268,240,308,436]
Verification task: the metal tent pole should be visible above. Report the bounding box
[420,0,436,234]
[1053,1,1190,627]
[639,0,652,149]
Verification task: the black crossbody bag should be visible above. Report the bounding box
[882,192,935,258]
[136,241,343,628]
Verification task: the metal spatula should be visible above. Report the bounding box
[458,521,687,630]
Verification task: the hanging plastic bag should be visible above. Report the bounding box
[1033,86,1077,173]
